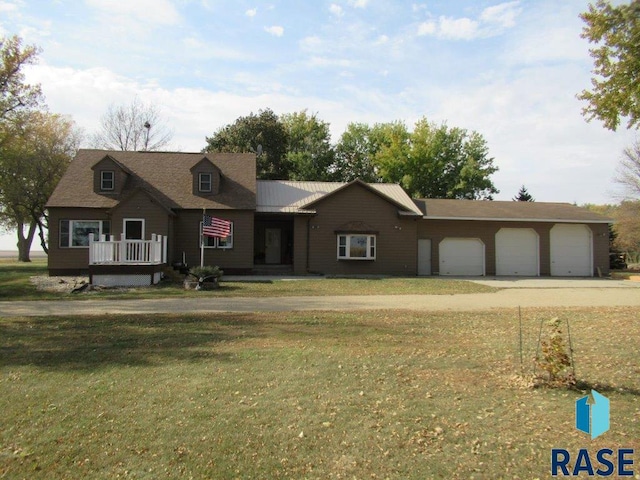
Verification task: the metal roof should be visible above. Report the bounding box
[256,180,423,215]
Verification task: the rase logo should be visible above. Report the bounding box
[576,389,609,440]
[551,390,635,477]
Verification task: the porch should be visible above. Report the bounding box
[88,233,167,287]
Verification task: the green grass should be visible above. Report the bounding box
[0,258,54,300]
[0,259,497,301]
[1,307,638,479]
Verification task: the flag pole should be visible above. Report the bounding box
[200,208,205,268]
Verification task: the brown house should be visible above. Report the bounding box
[46,149,612,285]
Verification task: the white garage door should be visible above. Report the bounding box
[550,224,592,277]
[439,238,485,276]
[495,228,539,276]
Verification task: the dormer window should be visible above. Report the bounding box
[199,173,212,193]
[101,171,115,191]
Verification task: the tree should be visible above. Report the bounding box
[375,118,499,199]
[0,35,42,121]
[614,200,640,263]
[513,185,535,201]
[333,122,380,182]
[0,112,80,261]
[204,108,290,179]
[578,0,640,130]
[281,110,336,181]
[615,139,640,198]
[90,96,174,151]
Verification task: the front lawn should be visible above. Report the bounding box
[0,260,497,300]
[1,307,638,478]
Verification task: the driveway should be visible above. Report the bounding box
[2,282,639,317]
[466,277,640,289]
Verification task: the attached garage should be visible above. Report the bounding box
[439,238,485,276]
[550,224,593,276]
[495,228,539,276]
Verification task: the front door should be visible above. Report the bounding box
[265,228,281,264]
[123,219,145,262]
[124,219,144,240]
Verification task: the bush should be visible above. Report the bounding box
[188,265,223,282]
[535,318,575,388]
[185,266,224,290]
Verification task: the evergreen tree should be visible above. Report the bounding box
[513,185,535,202]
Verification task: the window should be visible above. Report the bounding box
[200,221,233,249]
[100,171,115,190]
[199,173,212,193]
[60,220,110,248]
[337,234,376,260]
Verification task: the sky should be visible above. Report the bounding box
[0,0,637,251]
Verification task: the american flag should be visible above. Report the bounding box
[203,215,231,238]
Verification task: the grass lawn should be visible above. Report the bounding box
[1,307,638,479]
[0,259,497,301]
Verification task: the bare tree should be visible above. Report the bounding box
[615,140,640,199]
[90,96,174,151]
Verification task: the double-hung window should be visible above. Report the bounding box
[199,173,212,193]
[200,221,233,249]
[337,234,376,260]
[60,220,111,247]
[100,171,114,191]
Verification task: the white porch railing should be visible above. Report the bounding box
[89,233,167,265]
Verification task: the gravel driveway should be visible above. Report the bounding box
[2,283,639,317]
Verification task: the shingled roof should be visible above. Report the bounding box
[414,198,612,223]
[46,150,256,210]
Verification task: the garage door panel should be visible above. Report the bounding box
[439,238,485,276]
[550,224,592,277]
[495,228,539,276]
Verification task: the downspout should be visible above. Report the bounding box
[306,216,311,273]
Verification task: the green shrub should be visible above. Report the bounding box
[188,265,223,282]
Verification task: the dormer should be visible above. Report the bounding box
[190,157,222,196]
[91,155,131,196]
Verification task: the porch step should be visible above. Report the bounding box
[252,264,294,275]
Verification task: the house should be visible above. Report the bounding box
[46,149,612,285]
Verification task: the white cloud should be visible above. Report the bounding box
[329,4,343,17]
[417,21,436,36]
[437,16,479,40]
[300,35,323,51]
[264,25,284,37]
[480,1,521,29]
[0,1,21,14]
[417,2,521,40]
[86,0,181,26]
[307,56,352,68]
[348,0,369,8]
[245,7,257,17]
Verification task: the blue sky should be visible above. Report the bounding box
[0,0,637,250]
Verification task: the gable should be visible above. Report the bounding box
[190,157,222,197]
[90,155,131,196]
[302,180,422,215]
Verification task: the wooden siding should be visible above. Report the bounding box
[48,207,111,274]
[418,220,609,276]
[301,183,418,275]
[172,210,254,273]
